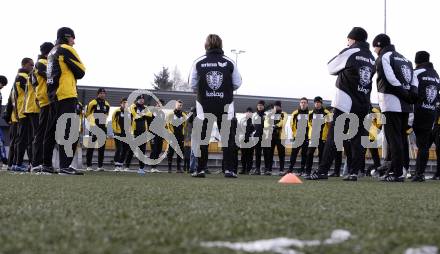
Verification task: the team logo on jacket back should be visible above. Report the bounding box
[426,85,437,104]
[358,66,372,94]
[206,71,223,90]
[400,65,412,86]
[359,66,372,87]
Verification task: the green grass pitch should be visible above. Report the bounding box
[0,172,439,254]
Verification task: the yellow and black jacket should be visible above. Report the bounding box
[32,56,50,108]
[130,103,151,134]
[25,73,39,114]
[13,68,30,119]
[166,110,187,138]
[264,110,287,140]
[112,107,128,136]
[291,108,309,139]
[4,88,18,124]
[369,107,382,141]
[308,107,331,141]
[85,98,110,127]
[47,44,85,103]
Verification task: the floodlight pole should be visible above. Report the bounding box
[384,0,387,34]
[231,49,246,95]
[230,49,246,67]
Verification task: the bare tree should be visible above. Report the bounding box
[171,66,191,92]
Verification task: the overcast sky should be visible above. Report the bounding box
[1,0,440,105]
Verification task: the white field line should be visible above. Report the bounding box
[201,229,351,254]
[404,246,438,254]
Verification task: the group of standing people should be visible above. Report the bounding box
[306,27,440,182]
[1,29,440,182]
[3,27,86,175]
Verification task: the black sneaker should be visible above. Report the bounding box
[224,170,238,178]
[31,165,42,173]
[191,171,206,178]
[42,165,58,174]
[238,170,246,175]
[303,174,311,180]
[380,174,405,182]
[328,172,340,177]
[59,167,84,175]
[278,170,286,176]
[411,174,425,182]
[263,170,272,176]
[376,164,389,176]
[308,172,328,180]
[430,175,440,180]
[251,169,261,175]
[342,174,358,181]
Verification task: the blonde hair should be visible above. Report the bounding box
[204,34,223,51]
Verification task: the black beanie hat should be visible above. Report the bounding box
[347,27,368,42]
[257,100,265,106]
[274,100,282,107]
[372,34,391,48]
[40,42,54,56]
[57,27,75,40]
[314,96,323,103]
[97,88,106,94]
[415,51,430,64]
[0,75,8,86]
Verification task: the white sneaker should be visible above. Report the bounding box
[403,167,408,178]
[123,167,130,172]
[97,167,105,172]
[114,166,121,172]
[137,168,145,175]
[150,168,160,173]
[2,164,9,170]
[86,167,94,172]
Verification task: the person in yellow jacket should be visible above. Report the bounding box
[112,97,130,171]
[264,100,287,175]
[30,42,54,171]
[304,96,331,178]
[286,97,309,176]
[129,95,150,174]
[13,58,34,172]
[166,100,187,173]
[43,27,85,175]
[85,88,110,171]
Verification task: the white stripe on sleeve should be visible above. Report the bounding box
[327,48,359,75]
[382,52,402,87]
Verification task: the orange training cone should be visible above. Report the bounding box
[278,173,303,184]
